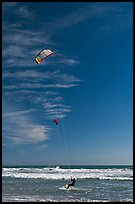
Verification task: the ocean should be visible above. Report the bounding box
[2,165,133,202]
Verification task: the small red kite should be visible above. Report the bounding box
[53,119,58,125]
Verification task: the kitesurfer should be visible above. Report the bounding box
[65,177,76,189]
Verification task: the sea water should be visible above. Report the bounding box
[2,165,133,202]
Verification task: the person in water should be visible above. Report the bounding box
[65,177,76,189]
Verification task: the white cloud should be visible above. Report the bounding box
[2,23,51,67]
[2,2,132,68]
[2,2,90,131]
[4,124,49,145]
[60,59,80,65]
[3,69,81,119]
[2,109,36,118]
[44,102,70,109]
[15,6,36,19]
[3,70,81,82]
[3,3,89,68]
[2,2,36,19]
[43,102,71,119]
[40,3,124,33]
[2,108,50,145]
[3,70,81,90]
[2,45,26,58]
[4,83,78,90]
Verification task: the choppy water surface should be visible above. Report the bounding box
[2,165,133,202]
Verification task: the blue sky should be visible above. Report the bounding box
[2,2,133,166]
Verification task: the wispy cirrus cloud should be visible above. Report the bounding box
[3,3,98,68]
[44,102,70,109]
[44,102,71,119]
[3,69,80,119]
[3,2,132,147]
[2,109,36,118]
[2,25,49,67]
[3,70,81,89]
[2,2,36,19]
[2,2,132,68]
[15,5,36,19]
[3,70,80,82]
[60,59,80,65]
[2,17,79,68]
[2,107,50,145]
[4,123,49,145]
[39,2,132,35]
[4,83,78,90]
[3,83,75,119]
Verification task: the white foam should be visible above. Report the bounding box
[2,167,133,181]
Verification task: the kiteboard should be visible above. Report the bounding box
[59,186,75,191]
[60,186,87,191]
